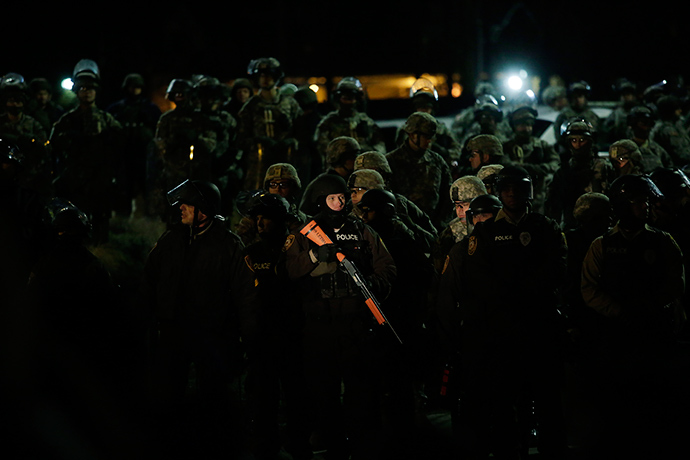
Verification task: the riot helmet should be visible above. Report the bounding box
[649,168,690,202]
[1,73,29,105]
[166,79,193,104]
[608,174,662,228]
[495,165,533,207]
[466,193,502,226]
[71,59,100,90]
[357,188,397,222]
[167,179,223,220]
[43,197,92,240]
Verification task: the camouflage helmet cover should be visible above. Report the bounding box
[354,151,392,175]
[402,111,438,136]
[264,162,302,189]
[326,136,361,166]
[347,169,385,190]
[450,175,488,202]
[466,134,504,157]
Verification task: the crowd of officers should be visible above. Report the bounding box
[2,57,690,460]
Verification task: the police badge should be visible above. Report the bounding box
[519,231,531,246]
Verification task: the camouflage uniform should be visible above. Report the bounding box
[386,113,453,231]
[0,111,51,195]
[396,119,462,175]
[50,106,123,241]
[650,118,690,168]
[503,107,561,214]
[237,92,302,190]
[314,110,386,164]
[431,175,487,274]
[553,81,601,147]
[638,139,674,173]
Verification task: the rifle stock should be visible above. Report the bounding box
[300,220,402,344]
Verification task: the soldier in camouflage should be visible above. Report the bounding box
[609,139,643,177]
[502,106,561,213]
[553,81,601,147]
[237,57,302,191]
[602,79,639,145]
[650,95,690,168]
[314,77,386,167]
[627,105,674,173]
[545,119,616,230]
[395,78,463,177]
[50,60,123,244]
[386,111,453,232]
[476,163,504,196]
[431,175,487,274]
[466,134,507,174]
[354,151,438,253]
[0,73,51,197]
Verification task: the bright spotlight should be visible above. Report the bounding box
[61,78,74,91]
[507,75,523,91]
[309,84,319,93]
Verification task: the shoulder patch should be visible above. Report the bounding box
[468,235,477,256]
[244,254,254,272]
[282,234,295,252]
[441,255,450,275]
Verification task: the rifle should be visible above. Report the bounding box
[300,220,403,344]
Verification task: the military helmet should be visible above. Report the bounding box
[609,139,642,167]
[626,105,655,126]
[572,192,611,224]
[72,59,100,89]
[1,73,28,103]
[247,57,284,84]
[541,85,567,106]
[166,78,192,101]
[562,118,594,139]
[354,151,392,175]
[264,162,302,190]
[402,111,438,136]
[347,169,385,191]
[294,86,318,109]
[167,179,222,218]
[449,175,487,203]
[508,106,538,128]
[122,73,145,89]
[357,189,397,219]
[495,165,533,201]
[476,164,504,193]
[568,80,591,98]
[334,77,364,99]
[466,134,504,157]
[474,100,503,122]
[326,136,361,167]
[246,191,290,219]
[466,193,502,224]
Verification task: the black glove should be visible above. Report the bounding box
[316,244,340,263]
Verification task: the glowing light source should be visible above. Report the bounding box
[61,78,74,91]
[507,75,523,91]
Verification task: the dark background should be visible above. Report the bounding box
[4,2,688,116]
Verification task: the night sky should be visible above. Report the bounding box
[5,2,688,109]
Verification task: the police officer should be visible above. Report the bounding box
[299,136,361,217]
[386,111,453,232]
[237,57,302,190]
[436,165,568,459]
[314,77,386,163]
[283,173,396,460]
[139,179,258,459]
[50,59,124,245]
[242,192,312,460]
[580,174,686,458]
